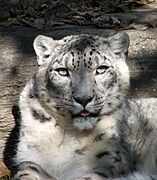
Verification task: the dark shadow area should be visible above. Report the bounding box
[129,52,157,98]
[0,26,40,55]
[0,26,113,56]
[3,105,21,173]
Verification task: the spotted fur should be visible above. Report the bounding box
[13,33,157,180]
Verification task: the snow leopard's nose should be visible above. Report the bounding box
[72,73,94,107]
[73,95,94,107]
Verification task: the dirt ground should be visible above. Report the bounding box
[1,0,157,177]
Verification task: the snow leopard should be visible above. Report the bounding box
[12,32,157,180]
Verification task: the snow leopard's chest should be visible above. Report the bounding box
[16,120,131,180]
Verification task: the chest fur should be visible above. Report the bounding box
[16,118,131,179]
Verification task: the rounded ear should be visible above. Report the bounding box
[33,35,57,66]
[107,32,130,54]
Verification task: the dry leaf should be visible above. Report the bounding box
[92,15,120,28]
[136,0,155,4]
[128,23,147,30]
[0,162,10,179]
[8,17,23,25]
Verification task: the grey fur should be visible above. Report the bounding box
[13,32,157,180]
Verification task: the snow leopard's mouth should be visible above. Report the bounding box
[72,110,99,118]
[72,111,99,130]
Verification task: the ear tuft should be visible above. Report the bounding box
[33,35,56,65]
[108,32,130,54]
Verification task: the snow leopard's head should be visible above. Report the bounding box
[33,32,130,130]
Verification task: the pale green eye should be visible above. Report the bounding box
[56,68,69,76]
[96,65,109,75]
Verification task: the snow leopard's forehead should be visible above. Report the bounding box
[62,34,100,51]
[50,35,111,70]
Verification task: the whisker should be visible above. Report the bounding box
[91,94,122,109]
[51,98,75,110]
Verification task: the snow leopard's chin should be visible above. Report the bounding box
[73,115,99,130]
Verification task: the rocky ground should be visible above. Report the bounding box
[0,0,157,178]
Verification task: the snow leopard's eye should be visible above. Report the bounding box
[56,68,69,76]
[96,65,109,75]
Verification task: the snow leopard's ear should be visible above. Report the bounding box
[107,32,129,54]
[33,35,57,66]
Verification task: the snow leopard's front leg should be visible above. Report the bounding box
[75,172,157,180]
[12,161,56,180]
[74,173,105,180]
[111,172,157,180]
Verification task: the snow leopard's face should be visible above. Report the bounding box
[33,33,130,130]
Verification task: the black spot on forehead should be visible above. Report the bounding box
[71,52,74,56]
[71,36,96,52]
